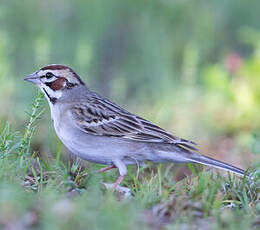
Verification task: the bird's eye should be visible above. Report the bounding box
[45,72,54,79]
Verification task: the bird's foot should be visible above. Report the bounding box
[102,182,132,199]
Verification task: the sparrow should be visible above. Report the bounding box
[24,64,246,187]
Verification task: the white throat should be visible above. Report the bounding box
[40,83,63,105]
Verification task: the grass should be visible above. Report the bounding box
[0,93,259,230]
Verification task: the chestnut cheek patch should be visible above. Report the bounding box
[48,78,66,91]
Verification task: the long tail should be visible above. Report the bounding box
[152,142,248,178]
[188,152,246,177]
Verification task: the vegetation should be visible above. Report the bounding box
[0,95,259,229]
[0,0,259,229]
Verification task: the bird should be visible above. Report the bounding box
[24,64,246,188]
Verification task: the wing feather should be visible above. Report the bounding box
[69,94,198,151]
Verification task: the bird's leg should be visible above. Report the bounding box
[101,160,132,197]
[113,175,125,189]
[112,159,127,189]
[98,165,116,173]
[97,163,125,188]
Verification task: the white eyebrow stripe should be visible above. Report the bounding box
[38,68,82,85]
[38,70,61,77]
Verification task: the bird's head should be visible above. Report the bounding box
[24,64,85,104]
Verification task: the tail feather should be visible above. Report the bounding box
[189,153,246,177]
[152,143,248,178]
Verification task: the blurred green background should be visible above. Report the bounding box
[0,0,260,169]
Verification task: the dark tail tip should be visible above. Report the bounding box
[189,153,247,178]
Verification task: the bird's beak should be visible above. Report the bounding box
[24,72,40,85]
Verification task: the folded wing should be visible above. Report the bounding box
[69,94,198,151]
